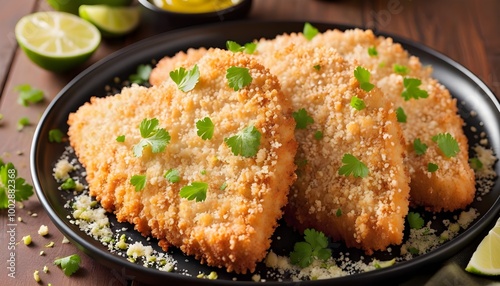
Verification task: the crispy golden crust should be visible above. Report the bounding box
[67,49,297,274]
[254,44,410,254]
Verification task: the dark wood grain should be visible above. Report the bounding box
[0,0,499,285]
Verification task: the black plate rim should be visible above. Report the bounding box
[31,20,500,286]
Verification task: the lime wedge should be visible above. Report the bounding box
[465,217,500,276]
[15,11,101,72]
[79,5,140,37]
[47,0,133,15]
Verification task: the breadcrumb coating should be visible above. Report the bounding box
[68,49,297,273]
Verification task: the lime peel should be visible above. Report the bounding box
[79,5,140,37]
[465,217,500,276]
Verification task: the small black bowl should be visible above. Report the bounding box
[138,0,252,33]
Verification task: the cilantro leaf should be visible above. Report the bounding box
[17,117,30,131]
[428,162,439,172]
[48,129,64,143]
[368,46,378,57]
[469,157,483,171]
[292,108,314,129]
[226,66,252,91]
[350,96,366,110]
[226,40,257,54]
[338,153,369,178]
[130,174,146,192]
[290,228,331,268]
[196,117,214,140]
[313,64,321,71]
[432,133,459,158]
[164,169,180,183]
[290,242,313,268]
[60,178,77,190]
[180,182,208,202]
[393,64,409,75]
[0,162,34,209]
[303,22,319,41]
[314,130,323,140]
[133,118,170,157]
[129,64,152,85]
[413,138,428,155]
[170,65,200,92]
[401,78,428,100]
[407,212,424,229]
[54,254,81,276]
[224,125,261,158]
[354,66,375,92]
[15,84,44,106]
[116,135,125,142]
[336,208,342,217]
[395,107,407,123]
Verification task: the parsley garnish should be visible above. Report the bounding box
[428,163,439,172]
[15,84,44,106]
[196,117,214,140]
[170,65,200,92]
[224,125,261,158]
[130,174,146,192]
[226,66,252,91]
[413,138,428,155]
[226,40,257,54]
[469,157,483,171]
[432,133,459,158]
[48,129,64,143]
[133,118,170,157]
[395,107,407,123]
[335,208,342,217]
[60,178,76,190]
[303,22,319,41]
[292,108,314,129]
[164,169,180,183]
[220,181,228,190]
[314,130,323,140]
[54,254,81,276]
[393,64,409,75]
[401,78,428,100]
[354,66,375,92]
[180,182,208,202]
[338,154,369,178]
[290,228,332,268]
[350,96,366,110]
[129,64,152,85]
[368,46,378,57]
[407,212,424,229]
[0,161,33,209]
[17,117,30,131]
[313,64,321,71]
[116,135,125,142]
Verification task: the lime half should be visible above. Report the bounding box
[465,217,500,276]
[15,11,101,72]
[47,0,133,15]
[79,5,140,37]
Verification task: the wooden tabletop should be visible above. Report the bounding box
[1,0,499,285]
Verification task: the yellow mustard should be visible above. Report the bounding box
[152,0,241,13]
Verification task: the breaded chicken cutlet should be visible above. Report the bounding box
[67,48,297,274]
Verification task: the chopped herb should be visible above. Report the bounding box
[407,212,424,229]
[180,182,208,202]
[54,254,81,276]
[432,133,459,158]
[313,64,321,71]
[292,108,314,129]
[408,247,420,255]
[469,157,483,171]
[290,228,331,268]
[164,169,180,183]
[413,138,428,155]
[314,130,323,140]
[226,40,257,54]
[200,169,207,175]
[224,125,261,158]
[116,135,125,142]
[354,66,375,92]
[335,208,342,217]
[196,117,214,140]
[48,129,64,143]
[350,96,366,110]
[226,66,252,91]
[393,64,410,75]
[338,154,369,178]
[129,64,152,84]
[133,118,170,157]
[368,46,378,57]
[15,84,44,106]
[0,161,33,209]
[401,78,428,100]
[130,175,146,192]
[219,181,228,190]
[395,107,407,123]
[170,64,200,92]
[428,162,439,172]
[60,178,76,190]
[17,117,30,131]
[303,22,319,41]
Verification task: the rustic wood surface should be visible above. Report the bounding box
[1,0,499,285]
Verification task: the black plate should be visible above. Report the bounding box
[31,21,500,286]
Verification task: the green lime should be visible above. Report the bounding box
[465,217,500,276]
[79,5,140,37]
[15,11,101,72]
[47,0,133,15]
